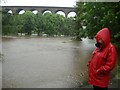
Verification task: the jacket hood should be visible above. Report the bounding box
[95,28,110,47]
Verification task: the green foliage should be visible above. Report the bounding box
[22,11,36,35]
[2,12,18,35]
[113,32,120,49]
[116,65,120,79]
[2,11,76,37]
[114,32,120,39]
[76,2,120,39]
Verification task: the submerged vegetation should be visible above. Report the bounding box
[2,11,76,37]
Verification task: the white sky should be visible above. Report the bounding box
[1,0,77,7]
[0,0,119,6]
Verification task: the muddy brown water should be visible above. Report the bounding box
[2,37,119,88]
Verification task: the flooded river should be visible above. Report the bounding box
[2,37,118,88]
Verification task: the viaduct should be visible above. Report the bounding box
[2,6,76,17]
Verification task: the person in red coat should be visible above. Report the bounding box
[87,28,117,90]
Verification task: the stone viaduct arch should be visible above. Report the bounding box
[2,6,76,17]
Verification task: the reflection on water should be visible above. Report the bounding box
[2,37,95,88]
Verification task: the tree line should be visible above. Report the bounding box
[2,11,76,37]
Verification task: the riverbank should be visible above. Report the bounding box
[1,35,77,40]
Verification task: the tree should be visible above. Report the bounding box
[2,10,76,37]
[76,2,120,41]
[2,11,15,35]
[22,11,35,35]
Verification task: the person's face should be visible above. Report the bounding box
[98,39,103,44]
[95,39,104,49]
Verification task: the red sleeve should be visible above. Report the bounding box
[97,46,117,74]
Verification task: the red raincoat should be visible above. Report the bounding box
[88,28,117,88]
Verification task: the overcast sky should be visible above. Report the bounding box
[1,0,119,6]
[1,0,78,7]
[1,0,119,7]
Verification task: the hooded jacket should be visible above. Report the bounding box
[88,28,117,88]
